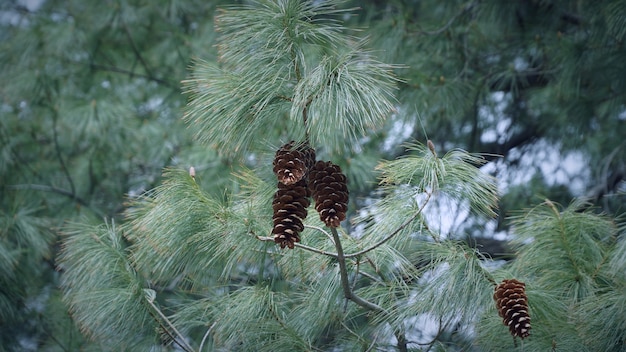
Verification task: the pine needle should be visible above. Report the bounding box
[58,220,158,349]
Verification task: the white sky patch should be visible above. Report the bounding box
[481,117,512,144]
[383,110,415,152]
[477,90,591,198]
[479,92,515,145]
[403,313,449,347]
[19,0,45,11]
[513,57,529,71]
[421,195,471,238]
[510,139,590,196]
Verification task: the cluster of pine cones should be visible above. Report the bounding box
[271,141,349,249]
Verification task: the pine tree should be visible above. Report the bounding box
[0,0,229,349]
[56,1,626,351]
[2,0,625,351]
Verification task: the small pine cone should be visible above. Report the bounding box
[271,179,310,249]
[308,161,348,227]
[273,141,316,185]
[494,279,531,339]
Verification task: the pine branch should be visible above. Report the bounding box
[8,183,104,218]
[121,19,155,81]
[256,235,338,258]
[144,290,195,352]
[59,220,159,349]
[330,227,408,351]
[509,199,617,304]
[330,227,386,313]
[414,1,477,36]
[345,191,432,258]
[51,111,76,200]
[89,63,176,88]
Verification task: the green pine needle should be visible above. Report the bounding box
[509,200,616,301]
[182,0,397,155]
[377,141,499,218]
[292,46,398,151]
[58,220,157,349]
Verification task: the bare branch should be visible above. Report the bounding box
[122,20,154,80]
[89,63,175,88]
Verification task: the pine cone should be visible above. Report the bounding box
[271,179,310,249]
[308,161,348,228]
[273,141,316,185]
[494,279,531,339]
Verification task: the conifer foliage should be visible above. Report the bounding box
[48,1,626,351]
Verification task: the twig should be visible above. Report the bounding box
[415,1,476,36]
[199,322,216,352]
[345,192,432,258]
[51,112,76,199]
[145,298,195,352]
[330,227,387,314]
[89,63,175,88]
[304,224,335,244]
[122,20,154,80]
[396,330,408,352]
[8,183,105,218]
[423,316,446,352]
[256,235,338,258]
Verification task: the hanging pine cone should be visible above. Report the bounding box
[273,141,316,185]
[308,161,349,228]
[494,279,531,339]
[271,179,310,249]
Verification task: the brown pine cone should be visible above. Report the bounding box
[494,279,531,339]
[271,179,310,249]
[273,141,316,185]
[300,143,316,173]
[308,161,348,228]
